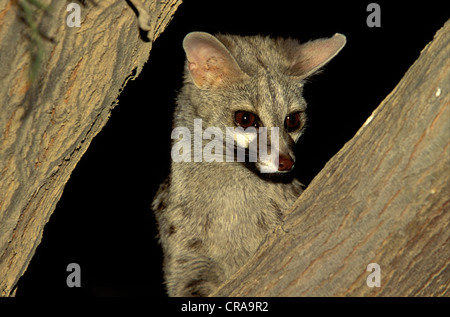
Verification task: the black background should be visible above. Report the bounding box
[16,0,448,297]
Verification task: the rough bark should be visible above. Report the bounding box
[0,0,182,296]
[213,20,450,297]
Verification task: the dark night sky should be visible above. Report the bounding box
[16,0,448,297]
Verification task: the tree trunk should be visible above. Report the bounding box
[0,0,182,296]
[213,20,450,297]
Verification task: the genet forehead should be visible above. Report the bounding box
[234,75,305,113]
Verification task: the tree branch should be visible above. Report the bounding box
[0,0,182,296]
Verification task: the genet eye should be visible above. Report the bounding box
[235,111,259,128]
[285,112,302,132]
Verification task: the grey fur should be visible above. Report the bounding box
[152,32,346,296]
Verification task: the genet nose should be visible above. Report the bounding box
[278,155,294,171]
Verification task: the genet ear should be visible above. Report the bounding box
[288,33,346,79]
[183,32,247,89]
